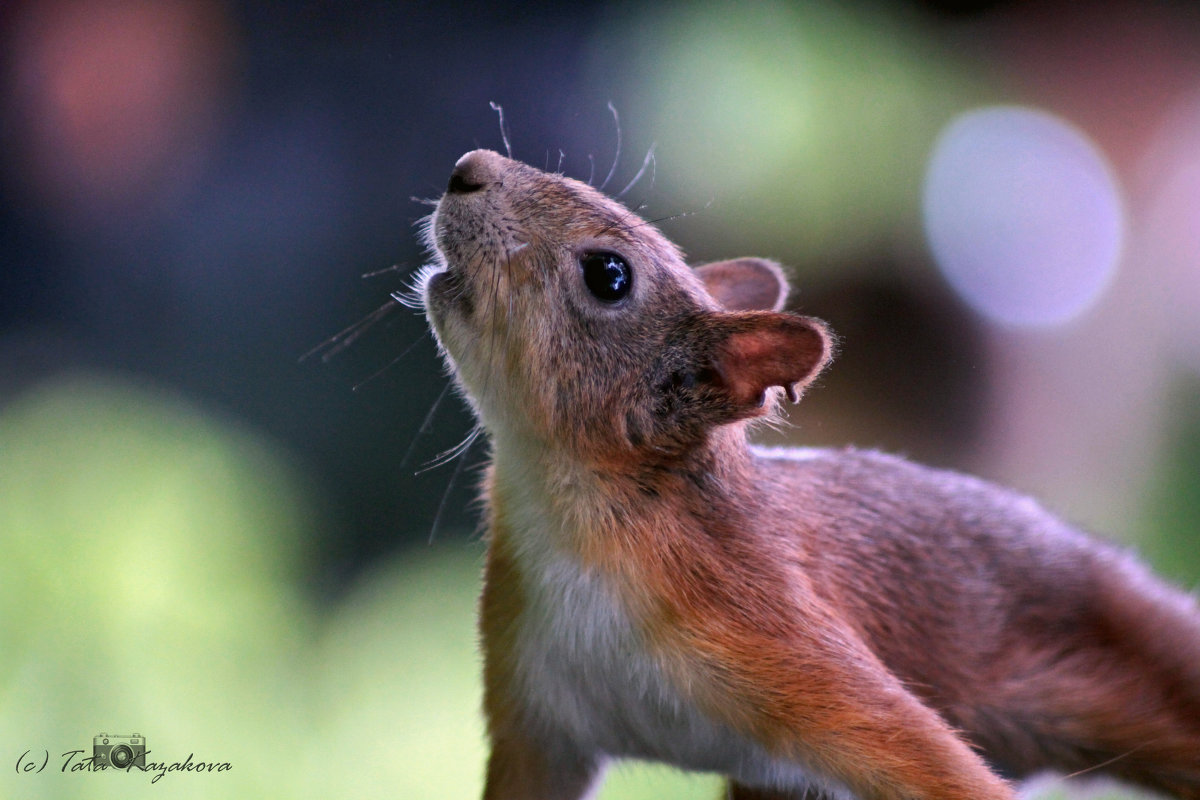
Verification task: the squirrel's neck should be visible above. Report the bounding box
[485,424,761,570]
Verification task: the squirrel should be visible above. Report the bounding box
[416,148,1200,800]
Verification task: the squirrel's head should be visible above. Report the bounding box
[420,149,832,468]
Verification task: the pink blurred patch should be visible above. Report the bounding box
[4,0,237,222]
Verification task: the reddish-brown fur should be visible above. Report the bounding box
[419,149,1200,799]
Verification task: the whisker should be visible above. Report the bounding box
[400,380,455,469]
[299,299,400,363]
[587,153,596,186]
[591,197,699,241]
[426,427,482,545]
[391,263,442,310]
[361,263,407,279]
[417,424,483,475]
[616,143,657,199]
[351,328,431,392]
[416,211,438,254]
[1060,743,1152,780]
[556,149,566,173]
[593,198,716,242]
[490,101,513,159]
[599,101,622,191]
[650,196,714,223]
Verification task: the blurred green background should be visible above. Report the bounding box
[2,1,1198,798]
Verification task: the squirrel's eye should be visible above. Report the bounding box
[581,252,632,303]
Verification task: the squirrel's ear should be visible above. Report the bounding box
[709,312,833,412]
[695,258,789,312]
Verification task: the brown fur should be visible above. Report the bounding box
[419,149,1200,799]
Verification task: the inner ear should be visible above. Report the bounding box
[709,312,833,412]
[695,258,790,312]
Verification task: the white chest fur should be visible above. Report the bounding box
[511,550,679,757]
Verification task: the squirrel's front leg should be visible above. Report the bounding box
[482,729,602,800]
[479,542,604,800]
[481,643,604,800]
[726,782,840,799]
[668,598,1016,800]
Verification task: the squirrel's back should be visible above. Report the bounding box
[759,445,1200,794]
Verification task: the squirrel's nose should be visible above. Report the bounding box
[447,149,502,194]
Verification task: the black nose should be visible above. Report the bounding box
[447,167,484,194]
[446,149,502,194]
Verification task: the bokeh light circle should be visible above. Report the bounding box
[923,106,1124,328]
